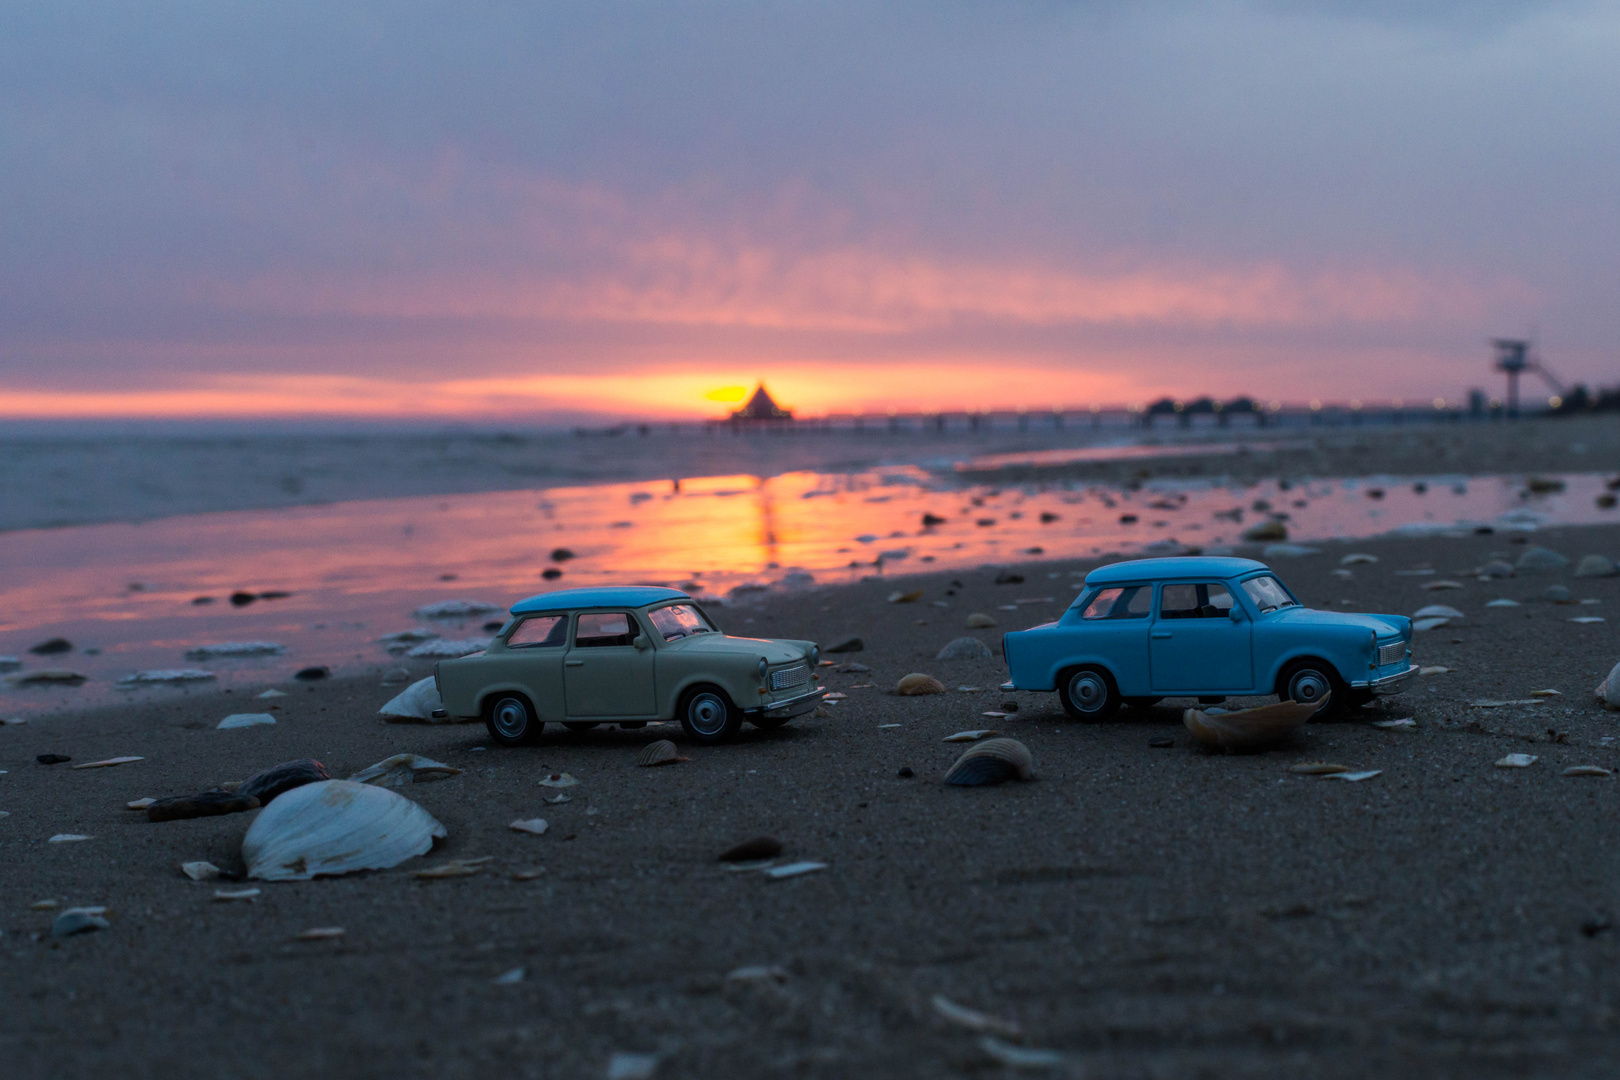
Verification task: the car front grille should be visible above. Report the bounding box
[1378,640,1408,666]
[770,663,811,691]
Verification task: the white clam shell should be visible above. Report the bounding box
[1596,661,1620,710]
[243,779,446,881]
[378,677,445,721]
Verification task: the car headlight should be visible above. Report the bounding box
[757,657,769,681]
[809,645,820,667]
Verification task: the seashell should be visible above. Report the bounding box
[1419,666,1450,676]
[636,740,681,767]
[1288,762,1351,775]
[931,994,1023,1037]
[823,691,847,701]
[49,834,92,842]
[1372,718,1417,730]
[1575,555,1618,578]
[725,965,789,985]
[943,730,998,742]
[237,759,330,805]
[1322,770,1382,782]
[7,669,88,685]
[30,900,59,909]
[1412,618,1450,632]
[935,637,994,661]
[71,756,142,769]
[509,818,549,835]
[52,909,110,938]
[545,793,572,804]
[414,599,501,619]
[1595,661,1620,709]
[126,798,156,810]
[1496,753,1538,768]
[1564,765,1613,777]
[183,642,284,660]
[765,861,827,879]
[217,713,276,730]
[0,655,20,673]
[147,789,260,822]
[1516,546,1570,572]
[538,772,579,788]
[181,861,221,881]
[378,677,446,722]
[943,737,1033,786]
[294,926,345,940]
[965,613,998,629]
[512,867,547,880]
[719,836,783,862]
[1413,604,1465,621]
[243,780,446,881]
[1529,688,1561,697]
[117,669,214,685]
[380,667,413,685]
[605,1052,661,1080]
[257,688,287,698]
[492,967,525,985]
[1475,559,1516,579]
[1340,553,1378,565]
[1183,697,1321,750]
[978,1037,1064,1069]
[405,637,490,659]
[887,589,923,604]
[213,888,260,902]
[347,754,462,787]
[1484,598,1520,608]
[1422,580,1465,591]
[1572,616,1607,624]
[410,856,493,879]
[897,673,946,696]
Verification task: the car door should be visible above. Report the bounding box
[484,613,569,717]
[1148,582,1252,692]
[1072,584,1153,694]
[563,611,657,718]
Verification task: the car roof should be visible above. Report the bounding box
[510,586,691,615]
[1084,556,1269,585]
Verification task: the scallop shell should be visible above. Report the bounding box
[1595,661,1620,710]
[636,740,681,767]
[1183,697,1321,750]
[943,738,1033,786]
[243,779,446,881]
[378,677,446,722]
[347,754,461,787]
[897,673,946,696]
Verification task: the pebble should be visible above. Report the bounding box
[181,861,221,881]
[29,637,73,655]
[294,926,346,941]
[492,967,525,985]
[1418,666,1450,676]
[765,861,827,880]
[1322,770,1382,782]
[1544,585,1574,603]
[935,637,993,661]
[887,589,923,604]
[509,818,549,835]
[1475,560,1516,579]
[965,613,998,628]
[293,666,330,681]
[218,713,278,730]
[9,670,87,685]
[1242,520,1287,542]
[1340,553,1378,565]
[1496,753,1538,768]
[897,673,945,695]
[1564,766,1613,777]
[719,836,783,863]
[0,655,20,673]
[1575,555,1618,578]
[36,754,71,765]
[1573,616,1608,624]
[1422,580,1464,591]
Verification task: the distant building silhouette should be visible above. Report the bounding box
[731,383,793,421]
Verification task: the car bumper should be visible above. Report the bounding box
[1351,664,1419,695]
[747,686,826,719]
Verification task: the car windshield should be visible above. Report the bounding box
[1241,574,1298,613]
[647,603,715,641]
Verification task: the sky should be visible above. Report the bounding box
[1,1,1616,421]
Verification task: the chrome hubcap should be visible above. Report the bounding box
[1288,670,1330,704]
[687,693,728,736]
[1068,672,1107,712]
[492,698,529,738]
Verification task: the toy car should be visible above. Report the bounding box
[434,586,824,746]
[1001,556,1416,719]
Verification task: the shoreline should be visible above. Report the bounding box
[6,523,1620,1076]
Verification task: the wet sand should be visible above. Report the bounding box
[6,524,1620,1078]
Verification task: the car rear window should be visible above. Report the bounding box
[507,614,567,648]
[1080,585,1152,619]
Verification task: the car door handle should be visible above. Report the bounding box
[1150,631,1172,639]
[565,660,584,667]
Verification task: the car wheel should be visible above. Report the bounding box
[562,722,600,732]
[1057,666,1120,721]
[1123,696,1162,709]
[1277,658,1345,717]
[485,693,542,746]
[678,684,743,744]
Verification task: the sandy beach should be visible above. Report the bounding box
[6,520,1620,1078]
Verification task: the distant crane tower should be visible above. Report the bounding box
[1492,338,1565,417]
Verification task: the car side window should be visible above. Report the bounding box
[575,612,636,648]
[1159,583,1236,620]
[507,614,567,648]
[1081,585,1151,619]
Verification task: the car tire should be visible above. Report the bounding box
[562,722,600,732]
[1277,658,1345,718]
[485,693,542,746]
[1057,665,1121,721]
[678,684,743,744]
[1123,696,1162,709]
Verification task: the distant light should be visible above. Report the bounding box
[1212,400,1223,411]
[704,386,750,403]
[1173,401,1184,412]
[1490,398,1503,408]
[1432,397,1446,410]
[886,407,898,416]
[1268,400,1281,411]
[1309,399,1322,411]
[1349,399,1362,410]
[1549,395,1563,409]
[1392,398,1404,409]
[1089,403,1101,413]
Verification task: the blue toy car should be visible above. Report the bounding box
[1001,556,1415,719]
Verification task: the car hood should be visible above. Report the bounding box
[663,634,811,663]
[1266,607,1410,637]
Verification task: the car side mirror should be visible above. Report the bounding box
[633,634,650,650]
[1228,608,1245,623]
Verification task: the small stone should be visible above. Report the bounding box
[213,888,261,902]
[293,666,330,681]
[1148,737,1175,748]
[549,547,576,562]
[1575,555,1618,578]
[181,861,221,881]
[1000,700,1019,712]
[28,637,73,656]
[229,591,258,607]
[1243,520,1288,542]
[719,836,783,862]
[965,613,998,629]
[127,798,156,810]
[935,637,993,661]
[834,662,870,673]
[36,753,71,765]
[897,673,945,696]
[897,767,915,778]
[217,713,277,729]
[1544,585,1574,604]
[1496,753,1538,768]
[509,818,549,835]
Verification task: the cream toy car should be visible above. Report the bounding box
[434,586,824,745]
